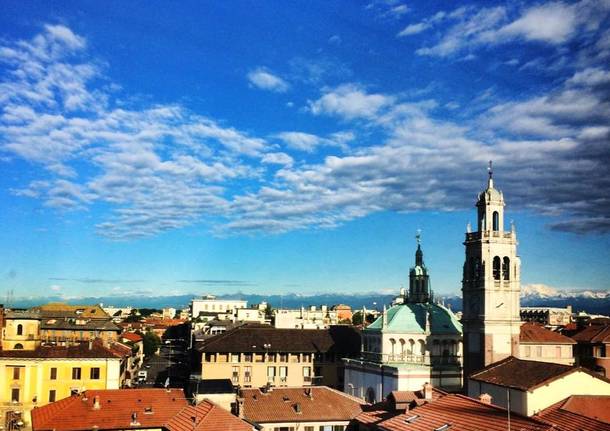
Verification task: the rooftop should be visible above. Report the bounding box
[0,339,123,359]
[198,324,361,354]
[572,323,610,343]
[366,303,461,335]
[519,322,576,344]
[241,386,363,424]
[32,389,187,431]
[469,356,605,391]
[32,389,251,431]
[31,303,111,319]
[535,395,610,431]
[369,393,551,431]
[121,332,143,342]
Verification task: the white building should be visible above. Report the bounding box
[462,163,522,381]
[274,305,338,329]
[191,295,247,318]
[344,236,463,403]
[468,356,610,416]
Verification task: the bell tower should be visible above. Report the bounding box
[408,231,430,303]
[462,162,521,382]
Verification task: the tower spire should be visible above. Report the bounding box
[487,160,494,189]
[415,229,423,266]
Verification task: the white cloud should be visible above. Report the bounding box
[309,84,394,119]
[497,2,576,43]
[275,131,353,153]
[261,152,294,166]
[398,22,430,37]
[247,67,289,92]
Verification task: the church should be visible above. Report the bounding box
[343,235,463,403]
[344,164,522,402]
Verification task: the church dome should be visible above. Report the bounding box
[366,302,462,335]
[477,186,503,203]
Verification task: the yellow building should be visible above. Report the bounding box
[0,307,125,428]
[198,325,360,389]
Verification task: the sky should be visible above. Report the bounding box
[1,1,609,301]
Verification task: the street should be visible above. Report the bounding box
[140,342,190,389]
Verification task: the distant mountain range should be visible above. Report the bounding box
[8,284,610,315]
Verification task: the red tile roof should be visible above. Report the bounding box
[535,396,610,431]
[0,339,122,359]
[32,389,188,431]
[121,332,143,342]
[573,323,610,343]
[357,388,445,426]
[520,322,576,344]
[469,356,581,391]
[372,393,552,431]
[166,402,252,431]
[241,386,363,423]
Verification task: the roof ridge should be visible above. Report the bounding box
[450,393,553,426]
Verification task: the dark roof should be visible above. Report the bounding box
[198,324,361,354]
[241,386,363,423]
[520,322,576,344]
[31,303,110,319]
[368,393,552,431]
[192,379,234,395]
[41,318,121,332]
[572,323,610,343]
[469,356,603,391]
[536,396,610,431]
[0,340,122,359]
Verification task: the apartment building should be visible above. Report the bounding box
[191,295,248,318]
[198,325,360,389]
[274,306,339,329]
[521,306,573,327]
[519,322,576,365]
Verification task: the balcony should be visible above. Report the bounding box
[465,231,513,242]
[359,351,461,366]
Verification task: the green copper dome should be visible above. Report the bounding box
[366,302,462,335]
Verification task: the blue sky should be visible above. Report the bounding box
[1,1,609,300]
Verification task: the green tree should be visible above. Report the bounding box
[352,311,376,326]
[142,331,161,357]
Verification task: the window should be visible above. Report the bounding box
[279,366,288,383]
[50,367,57,380]
[279,353,288,362]
[90,367,100,379]
[244,366,252,383]
[492,211,499,231]
[231,353,239,362]
[502,257,510,280]
[14,343,23,349]
[493,256,501,280]
[305,427,314,431]
[72,367,82,380]
[524,346,531,356]
[16,324,23,336]
[244,353,252,362]
[11,388,19,402]
[232,366,239,384]
[267,366,276,382]
[556,346,562,358]
[536,346,542,357]
[12,367,20,380]
[303,366,311,382]
[49,390,56,403]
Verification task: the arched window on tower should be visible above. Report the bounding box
[16,324,23,336]
[502,257,510,280]
[473,258,481,281]
[492,211,499,231]
[493,256,501,280]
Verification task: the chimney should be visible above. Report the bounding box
[130,412,140,426]
[304,388,313,400]
[93,396,101,410]
[423,382,433,401]
[479,393,492,405]
[236,397,245,418]
[293,402,302,414]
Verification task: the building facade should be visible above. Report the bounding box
[518,322,576,366]
[198,325,360,389]
[274,306,339,329]
[191,295,248,319]
[344,237,463,403]
[462,165,522,381]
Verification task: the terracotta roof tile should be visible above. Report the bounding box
[374,394,552,431]
[536,396,610,431]
[32,303,110,319]
[0,339,121,359]
[241,386,363,423]
[469,356,576,390]
[166,401,252,431]
[32,389,188,431]
[519,322,576,344]
[358,389,445,426]
[573,323,610,343]
[122,332,143,342]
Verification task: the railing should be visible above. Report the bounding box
[359,351,461,366]
[465,231,513,241]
